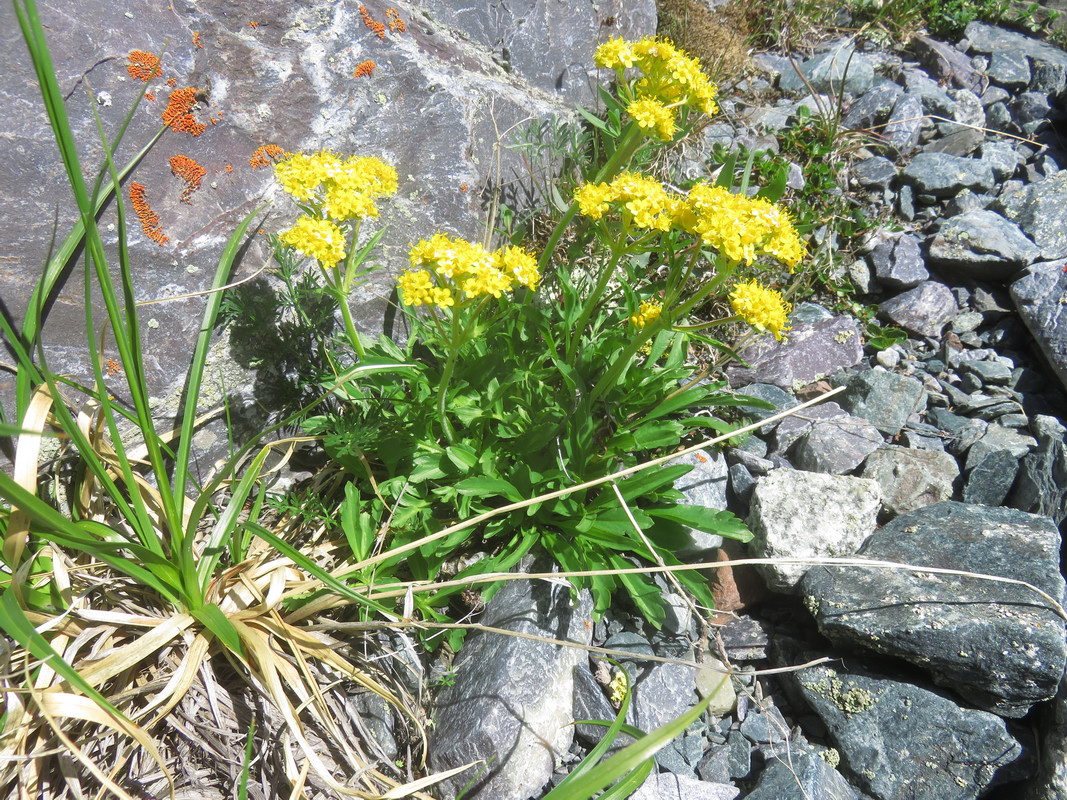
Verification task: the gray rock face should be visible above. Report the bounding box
[841,84,903,129]
[671,449,728,555]
[979,140,1019,180]
[726,316,864,389]
[878,281,958,339]
[852,156,897,190]
[791,658,1025,800]
[869,233,928,289]
[884,94,924,153]
[1010,415,1067,525]
[791,415,883,475]
[859,445,959,516]
[900,152,995,197]
[778,43,875,98]
[0,0,654,442]
[772,401,847,454]
[747,469,882,593]
[801,502,1067,717]
[838,369,928,436]
[430,575,593,800]
[630,772,739,800]
[965,22,1067,93]
[1011,262,1067,393]
[997,171,1067,261]
[962,448,1020,506]
[927,209,1040,280]
[743,743,858,800]
[1028,675,1067,800]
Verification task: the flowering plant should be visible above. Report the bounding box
[277,36,807,639]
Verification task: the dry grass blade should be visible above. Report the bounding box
[5,385,55,567]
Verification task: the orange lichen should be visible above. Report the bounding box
[127,50,162,81]
[144,91,156,102]
[169,155,206,202]
[192,31,203,49]
[129,182,168,245]
[166,76,177,87]
[359,5,386,39]
[249,20,260,28]
[105,358,122,376]
[224,164,234,173]
[162,87,206,136]
[249,144,285,169]
[386,8,405,33]
[353,60,376,78]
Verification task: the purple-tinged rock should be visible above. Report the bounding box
[837,369,928,436]
[869,232,928,289]
[727,316,864,389]
[859,445,959,515]
[878,281,958,339]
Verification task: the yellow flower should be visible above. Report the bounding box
[403,234,541,305]
[729,280,791,340]
[627,97,676,141]
[276,151,398,221]
[608,670,629,706]
[495,245,541,289]
[397,269,436,306]
[630,299,663,330]
[279,216,346,268]
[595,37,637,70]
[575,182,617,220]
[274,152,331,200]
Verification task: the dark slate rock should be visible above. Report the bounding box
[572,663,620,747]
[869,233,928,289]
[885,94,924,153]
[859,445,959,515]
[900,152,995,197]
[696,730,752,784]
[924,126,984,157]
[966,22,1067,90]
[791,415,884,475]
[772,401,847,454]
[878,281,958,339]
[964,423,1037,468]
[910,33,986,93]
[981,85,1011,105]
[1010,415,1067,525]
[986,100,1013,132]
[837,369,928,436]
[959,358,1013,386]
[1031,58,1067,97]
[852,156,897,190]
[997,170,1067,261]
[739,703,790,745]
[726,316,864,390]
[979,140,1020,180]
[1012,92,1053,135]
[720,616,769,662]
[898,183,916,220]
[841,84,904,130]
[927,209,1040,280]
[671,449,728,555]
[1026,674,1067,800]
[903,68,957,115]
[962,448,1020,506]
[430,574,593,799]
[790,301,835,325]
[734,383,799,421]
[1011,262,1067,393]
[801,502,1067,717]
[950,88,985,129]
[743,743,857,800]
[988,50,1032,89]
[778,44,875,98]
[791,657,1025,800]
[728,463,756,506]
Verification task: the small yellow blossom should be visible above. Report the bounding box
[608,669,629,706]
[594,37,637,70]
[627,97,676,141]
[575,172,676,231]
[279,216,346,268]
[400,234,541,308]
[575,182,617,220]
[275,151,398,221]
[729,280,791,340]
[630,299,663,330]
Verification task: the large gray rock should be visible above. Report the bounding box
[965,21,1067,97]
[630,773,739,800]
[791,657,1026,800]
[878,280,958,339]
[868,232,928,289]
[997,170,1067,262]
[726,316,864,390]
[837,369,928,436]
[1011,262,1067,393]
[900,152,995,197]
[859,445,959,516]
[841,84,903,130]
[429,574,594,800]
[801,502,1067,718]
[747,469,882,593]
[744,743,857,800]
[671,449,729,556]
[791,414,883,475]
[778,43,875,98]
[0,0,655,448]
[1028,674,1067,800]
[927,209,1040,280]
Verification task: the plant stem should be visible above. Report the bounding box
[566,237,627,362]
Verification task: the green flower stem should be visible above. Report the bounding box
[338,222,367,359]
[566,237,628,362]
[536,123,645,276]
[435,299,486,443]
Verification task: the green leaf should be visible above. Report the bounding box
[454,476,523,502]
[445,443,479,472]
[631,420,683,450]
[340,483,375,561]
[190,603,246,660]
[646,505,752,541]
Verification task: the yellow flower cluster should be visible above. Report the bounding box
[630,299,663,330]
[574,176,806,269]
[274,150,398,219]
[729,280,792,340]
[595,37,718,141]
[675,183,807,268]
[279,217,347,268]
[575,172,680,232]
[398,233,541,309]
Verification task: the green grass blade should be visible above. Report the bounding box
[173,205,265,524]
[190,603,246,659]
